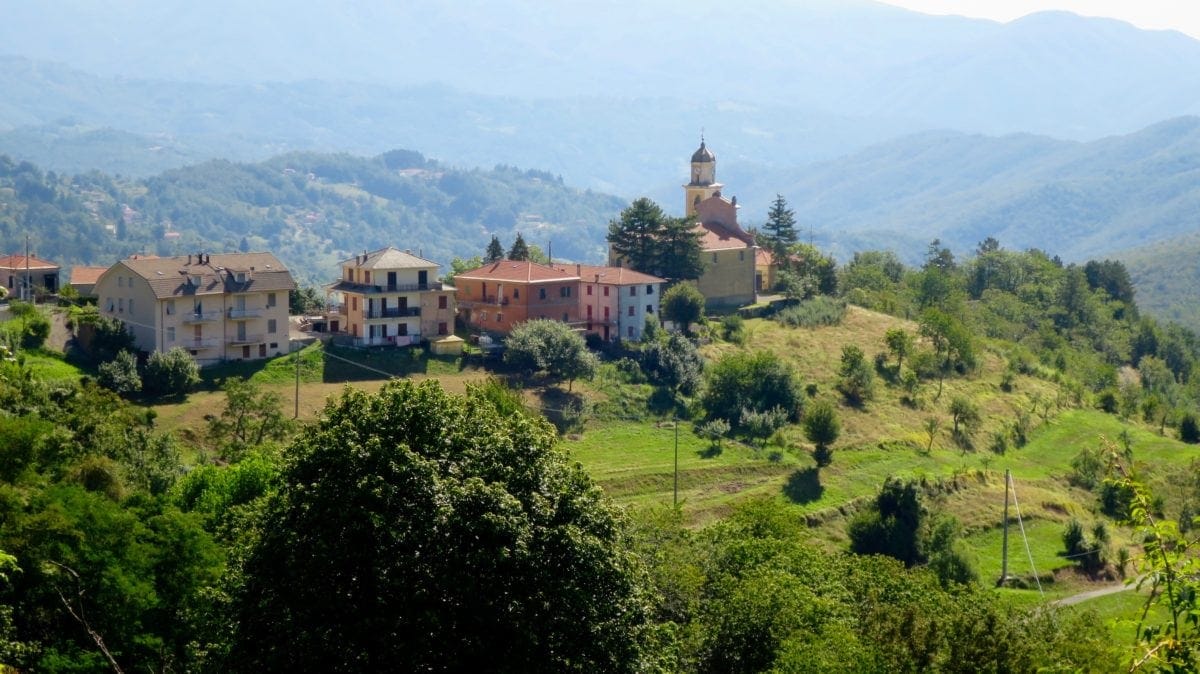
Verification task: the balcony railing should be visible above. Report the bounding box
[179,311,221,324]
[334,280,443,295]
[366,307,421,319]
[228,308,263,320]
[179,338,220,349]
[228,333,264,345]
[353,335,419,347]
[458,296,510,307]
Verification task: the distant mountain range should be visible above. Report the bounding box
[744,117,1200,263]
[2,1,1200,197]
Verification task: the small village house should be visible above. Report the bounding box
[327,247,456,347]
[0,253,60,300]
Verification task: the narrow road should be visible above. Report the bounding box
[1052,578,1140,607]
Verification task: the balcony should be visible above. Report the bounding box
[332,280,443,295]
[228,333,264,345]
[179,338,219,349]
[366,307,421,319]
[179,311,221,324]
[458,296,510,308]
[227,308,263,320]
[353,335,419,347]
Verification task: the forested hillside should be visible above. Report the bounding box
[734,117,1200,263]
[1121,232,1200,332]
[0,152,625,284]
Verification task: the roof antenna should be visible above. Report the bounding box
[700,127,705,145]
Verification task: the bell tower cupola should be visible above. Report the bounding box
[684,136,723,217]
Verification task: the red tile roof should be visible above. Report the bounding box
[455,260,579,284]
[697,222,753,251]
[69,266,109,285]
[0,254,59,271]
[552,264,665,285]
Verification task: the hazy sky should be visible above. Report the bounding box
[883,1,1200,38]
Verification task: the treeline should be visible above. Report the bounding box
[0,152,624,285]
[834,237,1200,440]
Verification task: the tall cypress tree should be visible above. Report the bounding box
[656,215,704,282]
[508,232,530,261]
[762,194,798,268]
[607,198,667,273]
[484,235,505,263]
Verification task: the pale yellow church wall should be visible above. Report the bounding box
[696,248,757,310]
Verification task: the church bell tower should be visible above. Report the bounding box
[684,137,723,217]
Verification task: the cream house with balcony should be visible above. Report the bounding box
[327,247,456,347]
[94,252,295,364]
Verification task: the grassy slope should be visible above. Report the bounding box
[566,307,1199,603]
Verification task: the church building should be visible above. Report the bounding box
[684,140,759,309]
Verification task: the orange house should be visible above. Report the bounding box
[454,261,581,335]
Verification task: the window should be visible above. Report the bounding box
[712,252,718,263]
[268,319,277,334]
[481,311,488,322]
[646,305,653,314]
[364,271,370,284]
[646,285,654,295]
[269,343,278,349]
[629,286,636,297]
[562,313,569,322]
[628,326,634,338]
[242,345,251,359]
[604,307,610,319]
[235,272,247,283]
[586,285,592,296]
[560,286,571,298]
[438,322,448,335]
[166,300,175,315]
[267,292,277,307]
[118,276,124,287]
[166,326,175,342]
[739,250,745,261]
[586,305,593,318]
[398,323,408,336]
[438,295,447,309]
[128,299,134,314]
[346,269,353,281]
[628,305,635,316]
[496,313,503,323]
[118,298,125,312]
[352,297,358,311]
[539,288,547,300]
[106,298,114,311]
[513,288,519,299]
[603,286,609,297]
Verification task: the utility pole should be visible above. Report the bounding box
[24,234,30,302]
[673,417,680,507]
[998,468,1010,587]
[293,341,301,419]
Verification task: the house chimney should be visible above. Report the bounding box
[576,263,581,276]
[187,253,192,265]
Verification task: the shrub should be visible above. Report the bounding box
[701,351,803,427]
[696,418,730,452]
[661,283,706,332]
[740,406,787,448]
[143,347,200,398]
[837,345,875,405]
[772,296,847,328]
[97,349,142,397]
[720,314,746,345]
[803,400,840,467]
[504,319,597,391]
[1180,412,1200,444]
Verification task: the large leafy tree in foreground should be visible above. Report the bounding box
[229,380,651,672]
